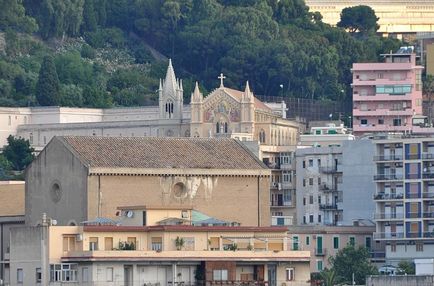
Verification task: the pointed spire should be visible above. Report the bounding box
[179,79,183,91]
[244,80,254,102]
[163,58,177,97]
[191,81,203,102]
[245,81,251,96]
[159,79,162,91]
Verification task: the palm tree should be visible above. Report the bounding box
[320,268,336,286]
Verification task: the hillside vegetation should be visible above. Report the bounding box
[0,0,400,108]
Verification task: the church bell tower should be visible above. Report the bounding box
[159,59,183,121]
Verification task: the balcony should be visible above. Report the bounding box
[271,215,293,226]
[319,166,341,174]
[373,193,404,200]
[319,203,338,210]
[270,200,293,208]
[266,162,280,170]
[315,248,327,256]
[319,184,338,193]
[353,108,413,117]
[374,174,403,181]
[353,93,413,102]
[423,192,434,199]
[373,213,404,220]
[423,172,434,179]
[373,155,403,161]
[354,124,410,133]
[406,212,421,219]
[423,212,434,218]
[280,163,292,170]
[422,153,434,160]
[373,232,405,240]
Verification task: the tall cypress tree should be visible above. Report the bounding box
[36,55,61,106]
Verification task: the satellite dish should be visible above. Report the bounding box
[126,210,134,218]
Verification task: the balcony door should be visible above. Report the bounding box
[317,236,323,254]
[124,265,133,286]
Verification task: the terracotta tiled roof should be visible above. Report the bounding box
[59,136,267,170]
[223,87,271,111]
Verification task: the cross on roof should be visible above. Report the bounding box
[218,73,226,88]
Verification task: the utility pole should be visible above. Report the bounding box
[41,213,49,286]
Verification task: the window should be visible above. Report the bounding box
[317,260,323,271]
[308,159,313,167]
[36,268,42,283]
[89,237,98,250]
[292,236,299,250]
[259,129,266,144]
[309,178,314,186]
[213,270,228,281]
[82,267,89,282]
[63,236,76,252]
[416,242,423,252]
[165,100,174,118]
[376,85,412,95]
[151,237,162,251]
[303,197,306,205]
[286,268,294,281]
[104,237,113,251]
[106,267,113,281]
[303,216,306,224]
[183,237,195,250]
[306,236,310,246]
[317,159,321,167]
[17,268,23,284]
[318,196,322,204]
[318,177,321,185]
[378,118,384,125]
[29,133,33,144]
[365,237,372,250]
[309,195,313,204]
[309,214,314,223]
[318,214,322,223]
[393,118,401,126]
[303,179,306,187]
[361,119,368,125]
[333,237,339,249]
[302,161,306,168]
[50,264,78,282]
[391,243,396,252]
[349,237,355,246]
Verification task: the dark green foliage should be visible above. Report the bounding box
[2,135,35,171]
[80,44,96,59]
[0,0,37,33]
[36,55,60,106]
[0,154,13,180]
[337,5,379,35]
[118,241,136,250]
[328,245,378,285]
[397,261,415,275]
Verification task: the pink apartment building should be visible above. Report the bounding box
[352,48,424,136]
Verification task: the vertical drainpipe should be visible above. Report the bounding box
[257,176,261,227]
[97,175,101,217]
[0,223,3,281]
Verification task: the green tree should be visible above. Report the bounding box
[36,55,61,106]
[0,0,37,33]
[337,5,379,35]
[329,245,378,285]
[0,154,13,180]
[2,135,35,171]
[397,260,415,275]
[319,268,337,286]
[424,74,434,126]
[82,0,97,32]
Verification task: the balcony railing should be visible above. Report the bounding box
[423,192,434,199]
[406,193,421,199]
[422,172,434,179]
[373,213,404,220]
[315,248,327,256]
[374,155,403,161]
[270,200,292,207]
[319,185,338,193]
[406,212,421,219]
[422,153,434,160]
[319,203,338,210]
[373,232,405,239]
[374,174,403,181]
[370,251,386,259]
[271,216,293,226]
[423,212,434,218]
[373,193,404,200]
[406,153,421,160]
[319,166,340,174]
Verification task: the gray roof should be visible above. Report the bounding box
[57,136,267,170]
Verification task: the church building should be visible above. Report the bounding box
[3,60,300,225]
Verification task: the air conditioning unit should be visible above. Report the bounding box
[181,210,189,218]
[76,234,83,242]
[125,210,134,218]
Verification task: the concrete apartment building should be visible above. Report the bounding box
[352,48,423,136]
[288,225,380,273]
[299,122,355,147]
[295,139,376,227]
[9,210,311,286]
[373,135,434,264]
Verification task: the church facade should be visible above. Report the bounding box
[1,60,300,225]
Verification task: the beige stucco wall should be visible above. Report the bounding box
[87,175,270,227]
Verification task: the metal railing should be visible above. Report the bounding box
[374,174,403,180]
[315,248,327,256]
[422,172,434,179]
[373,232,405,239]
[319,185,338,192]
[319,166,340,173]
[373,213,404,220]
[319,203,338,210]
[374,155,403,161]
[423,192,434,198]
[422,153,434,160]
[373,193,404,200]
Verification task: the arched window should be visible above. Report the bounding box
[165,100,174,118]
[259,129,266,144]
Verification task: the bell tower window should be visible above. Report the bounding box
[165,100,174,119]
